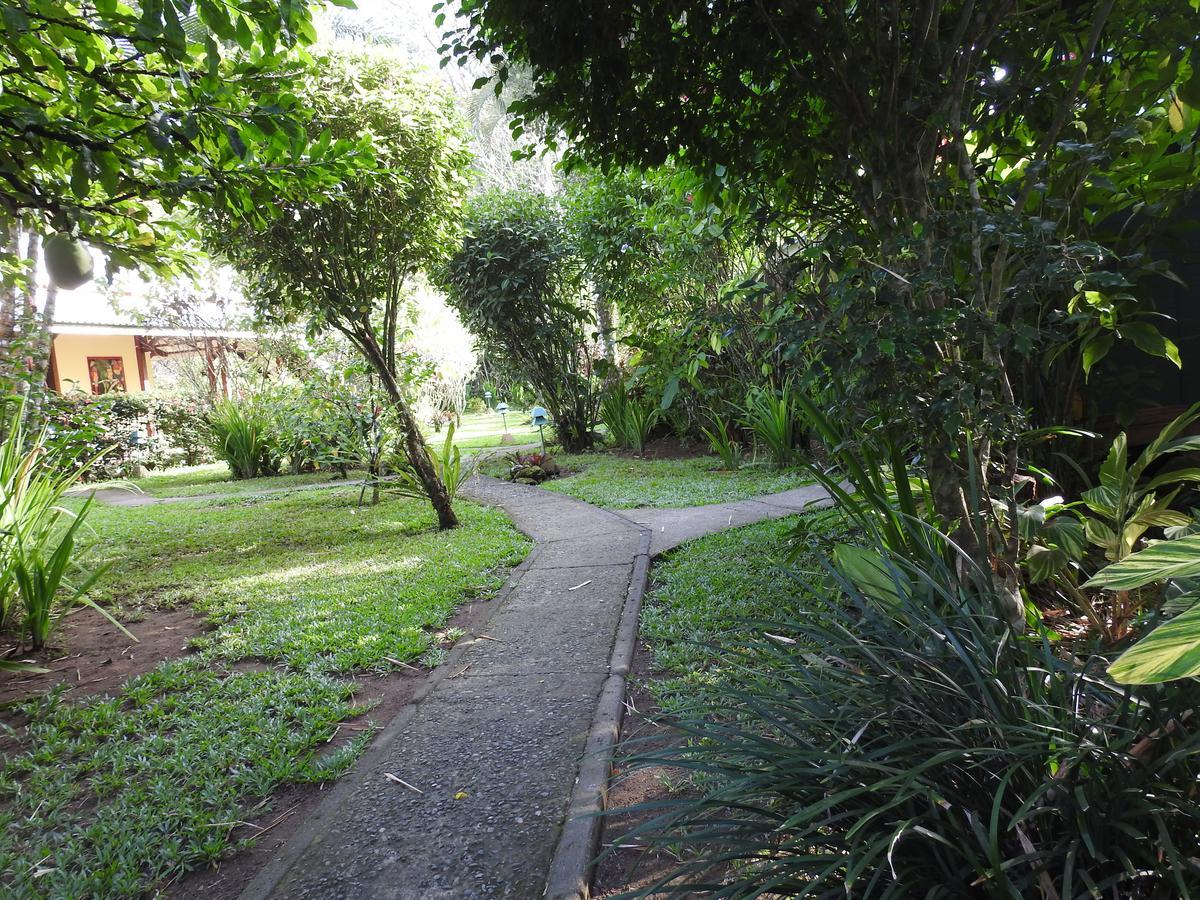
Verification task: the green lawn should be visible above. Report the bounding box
[0,489,530,895]
[641,510,848,714]
[82,463,356,499]
[422,408,540,450]
[484,452,812,508]
[79,411,539,502]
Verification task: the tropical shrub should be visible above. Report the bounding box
[699,413,742,470]
[600,387,658,452]
[741,382,800,468]
[439,189,602,452]
[208,399,281,480]
[387,423,479,505]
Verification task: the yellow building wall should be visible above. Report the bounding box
[51,333,153,394]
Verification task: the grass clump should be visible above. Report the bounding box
[82,463,355,500]
[0,658,366,898]
[77,489,530,671]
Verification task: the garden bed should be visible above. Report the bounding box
[594,512,841,893]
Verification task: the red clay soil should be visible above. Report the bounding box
[593,643,688,898]
[0,605,209,709]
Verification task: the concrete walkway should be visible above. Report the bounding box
[237,475,831,900]
[614,484,835,555]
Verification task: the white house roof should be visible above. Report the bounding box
[49,322,257,339]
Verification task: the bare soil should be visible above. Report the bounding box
[0,605,208,709]
[611,436,708,461]
[593,643,687,898]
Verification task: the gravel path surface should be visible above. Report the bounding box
[232,474,831,900]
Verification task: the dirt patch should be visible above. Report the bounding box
[593,643,687,898]
[609,436,707,461]
[0,605,209,710]
[0,574,519,898]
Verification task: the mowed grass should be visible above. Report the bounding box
[495,452,812,509]
[0,489,530,896]
[80,463,357,499]
[640,510,848,713]
[77,489,530,671]
[423,408,540,450]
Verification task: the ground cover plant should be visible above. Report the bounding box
[638,511,847,714]
[77,489,528,671]
[508,453,811,509]
[0,661,365,898]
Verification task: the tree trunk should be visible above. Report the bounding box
[359,336,459,530]
[594,293,616,365]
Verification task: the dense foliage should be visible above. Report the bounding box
[0,0,360,275]
[208,49,473,528]
[446,0,1200,562]
[439,189,601,452]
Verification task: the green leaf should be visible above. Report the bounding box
[1109,602,1200,683]
[1119,322,1181,368]
[833,544,910,609]
[1086,533,1200,591]
[1081,332,1114,377]
[660,375,680,411]
[1026,545,1067,584]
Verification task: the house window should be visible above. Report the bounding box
[87,357,127,394]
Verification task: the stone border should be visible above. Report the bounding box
[543,530,652,900]
[237,545,543,900]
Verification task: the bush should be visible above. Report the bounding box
[700,412,743,470]
[208,398,281,480]
[621,544,1200,897]
[153,398,213,466]
[464,396,488,414]
[439,189,602,452]
[600,387,659,452]
[741,381,800,468]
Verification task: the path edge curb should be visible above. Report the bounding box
[544,530,653,900]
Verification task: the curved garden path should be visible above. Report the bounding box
[226,474,832,900]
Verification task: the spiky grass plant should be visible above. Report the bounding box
[615,543,1200,898]
[208,398,280,480]
[601,389,660,453]
[740,381,799,468]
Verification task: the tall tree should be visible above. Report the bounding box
[445,0,1200,562]
[208,49,473,529]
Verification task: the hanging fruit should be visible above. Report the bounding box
[44,233,94,290]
